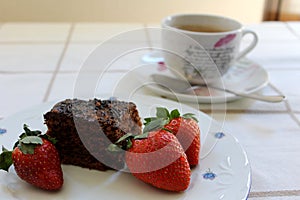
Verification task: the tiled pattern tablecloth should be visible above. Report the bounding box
[0,22,300,199]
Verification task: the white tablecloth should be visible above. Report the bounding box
[0,21,300,199]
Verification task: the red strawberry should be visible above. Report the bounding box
[109,129,191,192]
[0,124,63,190]
[144,108,200,167]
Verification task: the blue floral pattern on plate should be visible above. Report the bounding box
[0,128,7,135]
[203,169,217,180]
[215,132,225,139]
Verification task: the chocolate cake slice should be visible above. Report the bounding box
[44,98,142,171]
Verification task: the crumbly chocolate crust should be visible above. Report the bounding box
[44,98,142,171]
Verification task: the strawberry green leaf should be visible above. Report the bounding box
[18,132,27,140]
[40,134,57,145]
[162,127,173,133]
[182,113,199,122]
[18,136,43,154]
[170,109,180,120]
[20,136,43,145]
[18,143,37,154]
[143,117,157,125]
[13,140,19,150]
[14,125,58,154]
[124,139,133,150]
[107,133,135,151]
[143,118,167,133]
[107,144,124,152]
[23,124,42,137]
[156,107,170,119]
[0,146,13,172]
[134,132,149,140]
[14,125,43,149]
[115,133,134,144]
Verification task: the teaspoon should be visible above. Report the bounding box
[151,74,285,103]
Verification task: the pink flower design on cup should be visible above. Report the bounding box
[214,34,236,48]
[157,61,167,71]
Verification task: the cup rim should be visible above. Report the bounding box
[161,13,243,35]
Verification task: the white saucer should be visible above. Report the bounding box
[0,95,250,200]
[136,58,268,103]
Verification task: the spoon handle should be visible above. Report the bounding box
[208,85,286,103]
[152,74,286,103]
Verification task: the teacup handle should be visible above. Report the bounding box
[236,29,258,60]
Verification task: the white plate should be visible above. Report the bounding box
[136,58,268,103]
[0,95,250,200]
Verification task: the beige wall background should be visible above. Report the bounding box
[281,0,300,20]
[0,0,265,24]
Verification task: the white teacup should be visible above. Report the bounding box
[161,14,258,84]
